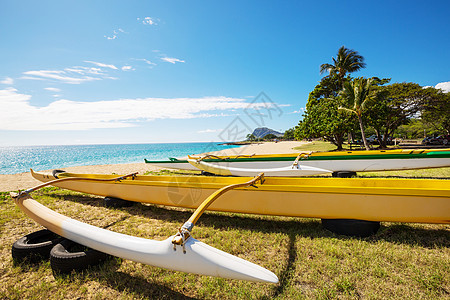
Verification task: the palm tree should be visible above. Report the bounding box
[339,77,374,150]
[320,46,366,87]
[246,133,256,141]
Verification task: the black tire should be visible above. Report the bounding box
[52,169,66,179]
[322,219,380,237]
[50,239,110,274]
[201,171,216,176]
[12,229,62,263]
[104,197,134,208]
[332,171,357,178]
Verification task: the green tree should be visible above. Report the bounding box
[421,88,450,134]
[264,133,278,140]
[365,82,439,148]
[283,128,296,140]
[320,46,366,87]
[295,76,358,150]
[339,77,375,150]
[246,133,256,141]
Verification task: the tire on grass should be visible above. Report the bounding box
[331,171,357,178]
[322,219,380,237]
[201,171,216,176]
[50,239,111,274]
[12,229,62,263]
[104,197,134,208]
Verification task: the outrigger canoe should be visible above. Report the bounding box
[13,173,278,282]
[145,149,450,176]
[31,169,450,224]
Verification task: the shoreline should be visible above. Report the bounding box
[0,141,308,192]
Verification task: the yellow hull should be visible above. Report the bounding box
[31,170,450,224]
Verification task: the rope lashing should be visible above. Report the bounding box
[172,173,265,250]
[292,152,312,167]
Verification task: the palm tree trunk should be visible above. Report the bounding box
[358,114,370,150]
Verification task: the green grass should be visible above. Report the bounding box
[1,182,449,299]
[293,141,341,152]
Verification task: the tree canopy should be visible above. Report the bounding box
[295,75,358,150]
[292,46,448,150]
[320,46,366,87]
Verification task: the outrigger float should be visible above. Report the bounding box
[145,149,450,177]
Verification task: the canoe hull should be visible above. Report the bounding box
[146,149,450,173]
[188,159,332,176]
[31,170,450,224]
[14,192,278,282]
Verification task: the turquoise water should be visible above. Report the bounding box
[0,143,239,174]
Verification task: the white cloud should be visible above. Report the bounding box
[435,81,450,93]
[161,57,185,64]
[133,58,157,67]
[104,28,126,40]
[121,65,134,71]
[44,87,61,92]
[141,17,157,25]
[288,108,305,114]
[84,61,118,70]
[0,89,271,131]
[198,129,222,133]
[22,63,119,84]
[22,70,100,84]
[1,77,14,85]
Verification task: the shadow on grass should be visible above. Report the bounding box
[52,258,196,299]
[271,231,297,298]
[100,270,197,299]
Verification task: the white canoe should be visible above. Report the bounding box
[146,149,450,174]
[188,159,332,177]
[13,193,278,283]
[144,158,198,171]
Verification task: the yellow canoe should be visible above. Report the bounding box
[31,169,450,224]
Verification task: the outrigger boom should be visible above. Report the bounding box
[11,173,278,283]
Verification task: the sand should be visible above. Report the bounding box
[0,141,308,192]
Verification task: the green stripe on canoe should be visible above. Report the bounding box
[145,151,450,164]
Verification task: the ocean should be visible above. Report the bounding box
[0,142,240,175]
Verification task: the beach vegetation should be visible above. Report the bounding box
[283,127,296,140]
[338,77,376,150]
[364,82,443,148]
[246,133,257,141]
[294,75,358,150]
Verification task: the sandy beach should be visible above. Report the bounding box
[0,141,308,192]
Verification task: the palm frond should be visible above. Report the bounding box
[338,106,357,115]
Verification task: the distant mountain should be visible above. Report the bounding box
[252,127,283,138]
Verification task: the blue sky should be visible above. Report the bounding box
[1,0,449,146]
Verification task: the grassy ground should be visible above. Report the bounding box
[1,189,449,299]
[1,142,449,299]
